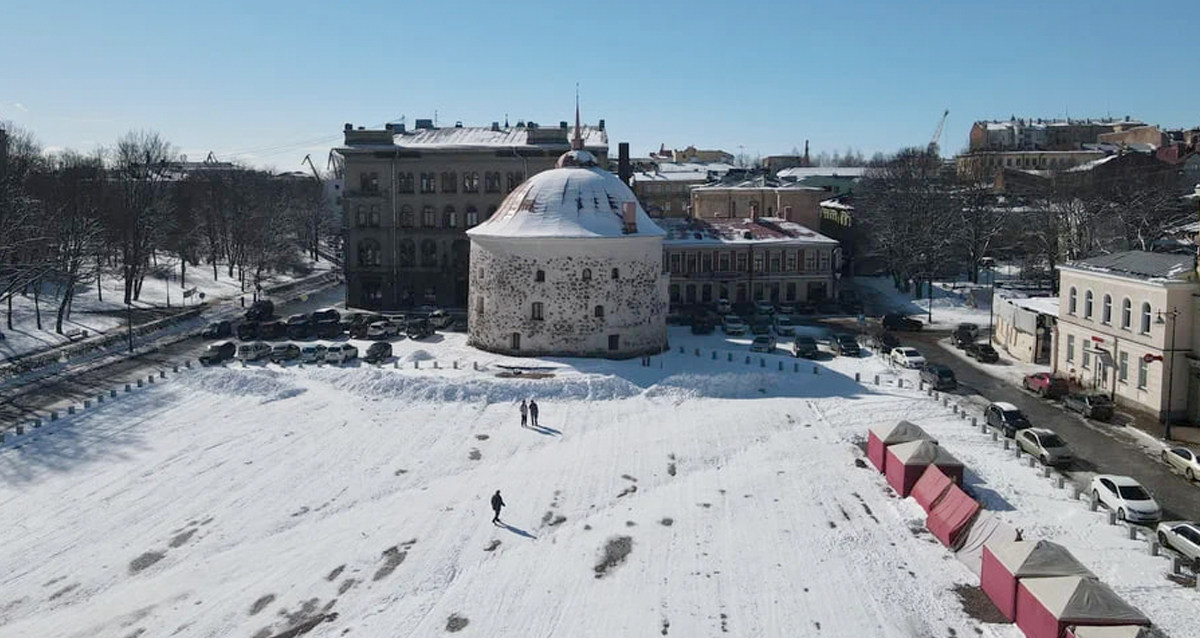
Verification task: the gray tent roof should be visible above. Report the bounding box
[988,540,1097,579]
[1023,577,1149,624]
[889,440,962,467]
[1070,626,1162,638]
[871,420,937,445]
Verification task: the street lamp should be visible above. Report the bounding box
[981,257,996,343]
[1155,307,1180,440]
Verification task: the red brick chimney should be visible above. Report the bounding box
[622,201,638,234]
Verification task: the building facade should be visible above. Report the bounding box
[956,150,1106,177]
[690,175,832,229]
[968,117,1145,152]
[1054,252,1197,423]
[660,217,840,307]
[337,119,608,310]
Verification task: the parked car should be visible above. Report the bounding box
[890,347,925,369]
[269,343,301,363]
[1161,447,1200,481]
[199,341,236,366]
[244,300,274,322]
[956,323,980,340]
[236,341,271,361]
[1063,393,1114,421]
[776,303,796,315]
[367,320,401,339]
[1023,372,1069,399]
[833,335,861,357]
[984,401,1032,438]
[406,318,433,339]
[201,321,232,339]
[866,330,900,352]
[1156,521,1200,566]
[919,363,957,390]
[754,300,775,316]
[339,312,366,333]
[349,316,383,339]
[749,335,776,353]
[1090,475,1161,523]
[364,341,393,363]
[300,344,328,363]
[773,315,796,336]
[951,329,973,349]
[258,321,286,340]
[722,315,748,336]
[965,342,1000,363]
[324,343,359,364]
[311,307,340,323]
[882,314,923,331]
[792,336,820,358]
[715,298,732,314]
[285,314,311,339]
[1017,428,1073,466]
[314,319,342,339]
[236,322,259,341]
[749,317,771,335]
[428,309,455,330]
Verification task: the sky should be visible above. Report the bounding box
[2,0,1196,172]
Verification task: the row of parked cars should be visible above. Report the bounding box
[201,304,456,344]
[200,340,395,366]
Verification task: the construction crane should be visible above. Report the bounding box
[928,109,949,156]
[301,154,322,183]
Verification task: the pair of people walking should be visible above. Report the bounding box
[519,399,540,428]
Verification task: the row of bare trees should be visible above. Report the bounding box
[0,125,337,336]
[854,148,1190,293]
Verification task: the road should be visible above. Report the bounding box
[0,284,347,428]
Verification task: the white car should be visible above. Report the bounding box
[890,347,925,369]
[1161,447,1200,481]
[773,315,796,336]
[754,300,775,316]
[1016,428,1072,466]
[1090,475,1161,523]
[366,321,401,339]
[749,336,776,353]
[324,343,359,364]
[722,315,748,336]
[236,341,271,361]
[300,344,328,363]
[715,298,732,314]
[1156,521,1200,565]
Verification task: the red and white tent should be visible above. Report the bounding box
[1015,576,1149,638]
[885,440,962,497]
[981,539,1096,621]
[954,511,1019,576]
[926,482,979,548]
[911,464,954,513]
[867,420,935,473]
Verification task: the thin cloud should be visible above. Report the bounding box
[12,103,28,112]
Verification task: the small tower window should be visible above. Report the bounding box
[531,302,544,321]
[594,305,604,318]
[611,268,619,280]
[535,269,545,282]
[582,268,592,281]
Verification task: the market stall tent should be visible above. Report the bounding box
[1015,576,1149,638]
[981,540,1096,621]
[867,421,935,473]
[885,440,962,497]
[911,464,953,513]
[926,483,979,548]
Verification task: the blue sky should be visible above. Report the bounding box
[2,0,1195,171]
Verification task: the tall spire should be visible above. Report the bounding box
[572,83,583,151]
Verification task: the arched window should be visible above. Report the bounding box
[400,205,414,228]
[485,171,501,193]
[594,305,604,318]
[581,268,592,281]
[1102,294,1112,324]
[357,239,381,267]
[1084,290,1093,319]
[444,206,457,229]
[466,205,479,227]
[398,239,415,267]
[1140,302,1152,334]
[535,269,545,282]
[463,172,480,193]
[420,239,438,267]
[441,172,457,193]
[1068,287,1077,314]
[476,296,484,315]
[423,206,436,228]
[369,204,380,226]
[611,268,619,280]
[531,302,544,321]
[1121,298,1131,329]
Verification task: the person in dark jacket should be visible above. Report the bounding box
[519,399,528,427]
[491,490,505,524]
[529,399,539,427]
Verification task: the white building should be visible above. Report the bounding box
[466,138,669,358]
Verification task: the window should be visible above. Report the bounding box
[769,252,781,272]
[535,269,545,282]
[582,268,592,281]
[441,172,457,193]
[1137,357,1148,389]
[1119,351,1129,382]
[507,172,524,192]
[359,171,379,193]
[463,172,480,193]
[357,239,381,267]
[420,172,436,194]
[398,239,415,267]
[1084,290,1093,319]
[397,172,414,194]
[466,206,479,227]
[786,282,797,301]
[476,296,484,316]
[753,253,764,272]
[594,305,604,318]
[737,253,748,272]
[1082,349,1090,370]
[819,251,830,271]
[669,284,680,302]
[423,206,437,228]
[1102,294,1112,324]
[485,172,502,193]
[355,205,365,226]
[702,253,713,273]
[1140,303,1151,334]
[670,254,682,274]
[701,284,712,302]
[511,333,520,350]
[611,268,619,280]
[608,334,620,351]
[401,205,414,228]
[804,250,816,271]
[444,206,458,229]
[531,302,544,321]
[1121,298,1131,329]
[686,254,696,273]
[719,252,730,272]
[420,239,437,267]
[1068,287,1077,314]
[1067,335,1075,362]
[786,251,797,272]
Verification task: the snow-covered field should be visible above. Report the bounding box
[0,329,1189,638]
[855,276,995,328]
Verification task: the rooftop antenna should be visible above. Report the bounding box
[572,83,584,150]
[504,113,509,128]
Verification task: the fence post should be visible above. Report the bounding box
[15,424,23,435]
[728,353,733,362]
[1127,525,1138,540]
[84,400,91,409]
[812,365,818,374]
[173,364,179,373]
[778,361,783,371]
[760,358,766,368]
[1056,475,1066,489]
[874,375,880,385]
[433,361,439,369]
[713,351,717,360]
[415,361,420,369]
[68,406,76,415]
[999,433,1004,444]
[855,372,861,382]
[474,361,479,371]
[695,348,701,357]
[1042,466,1052,478]
[745,356,750,365]
[1107,510,1117,525]
[1027,456,1037,468]
[1147,537,1159,557]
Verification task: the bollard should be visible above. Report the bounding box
[981,421,988,434]
[474,361,479,371]
[394,360,399,369]
[1107,511,1117,526]
[1127,525,1138,540]
[173,364,179,373]
[1090,496,1101,511]
[51,411,59,421]
[1148,537,1159,557]
[0,433,4,444]
[1172,556,1183,575]
[1014,446,1021,459]
[728,353,733,362]
[960,411,967,420]
[745,356,751,365]
[778,361,783,371]
[110,389,117,398]
[16,424,25,435]
[855,372,861,382]
[679,346,685,354]
[148,375,155,384]
[713,351,717,360]
[971,417,978,428]
[1056,476,1066,489]
[760,358,765,368]
[942,397,949,407]
[453,361,459,369]
[999,434,1005,445]
[414,361,420,369]
[874,375,880,386]
[68,406,75,415]
[953,404,959,414]
[1042,466,1052,478]
[919,381,925,391]
[793,362,798,372]
[695,348,701,357]
[812,365,818,374]
[126,383,132,392]
[84,400,91,409]
[97,394,104,404]
[32,419,41,428]
[159,370,166,379]
[1073,484,1084,500]
[185,360,192,369]
[434,361,439,369]
[1026,456,1035,468]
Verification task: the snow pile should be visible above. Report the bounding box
[307,367,644,404]
[190,367,306,404]
[644,372,781,399]
[403,349,436,362]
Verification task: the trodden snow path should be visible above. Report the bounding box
[0,330,1183,638]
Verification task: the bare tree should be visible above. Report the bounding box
[108,131,176,304]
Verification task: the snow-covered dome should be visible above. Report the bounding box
[466,164,665,240]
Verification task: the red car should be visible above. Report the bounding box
[1023,372,1069,399]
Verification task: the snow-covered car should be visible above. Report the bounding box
[311,307,340,323]
[201,321,232,339]
[199,341,236,366]
[1090,475,1161,523]
[773,315,796,336]
[299,344,328,363]
[889,347,925,369]
[324,343,359,364]
[956,323,980,340]
[236,341,271,362]
[1156,521,1200,566]
[832,335,861,357]
[269,343,301,363]
[1162,447,1200,481]
[722,315,748,336]
[285,314,311,339]
[1017,428,1072,466]
[777,303,796,315]
[428,309,455,330]
[365,342,393,363]
[754,300,775,316]
[406,318,433,339]
[1063,393,1114,421]
[984,402,1032,438]
[965,342,999,363]
[366,320,401,339]
[715,298,732,314]
[749,336,776,353]
[919,363,956,390]
[792,336,819,358]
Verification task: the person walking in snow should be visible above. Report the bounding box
[491,490,505,524]
[528,399,539,428]
[519,399,528,428]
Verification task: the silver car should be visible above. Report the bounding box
[324,343,359,364]
[1017,428,1072,466]
[1162,447,1200,481]
[300,344,328,363]
[1156,521,1200,565]
[236,341,271,362]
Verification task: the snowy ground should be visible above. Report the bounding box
[0,255,334,360]
[0,329,1189,638]
[854,276,996,329]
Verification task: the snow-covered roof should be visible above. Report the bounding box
[870,420,936,445]
[992,402,1020,412]
[658,217,838,247]
[1063,251,1195,282]
[888,440,962,467]
[466,164,664,240]
[340,125,608,151]
[776,166,867,179]
[986,539,1095,578]
[631,170,711,183]
[1010,296,1059,318]
[657,162,735,174]
[820,199,854,211]
[1022,576,1148,624]
[1067,155,1120,172]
